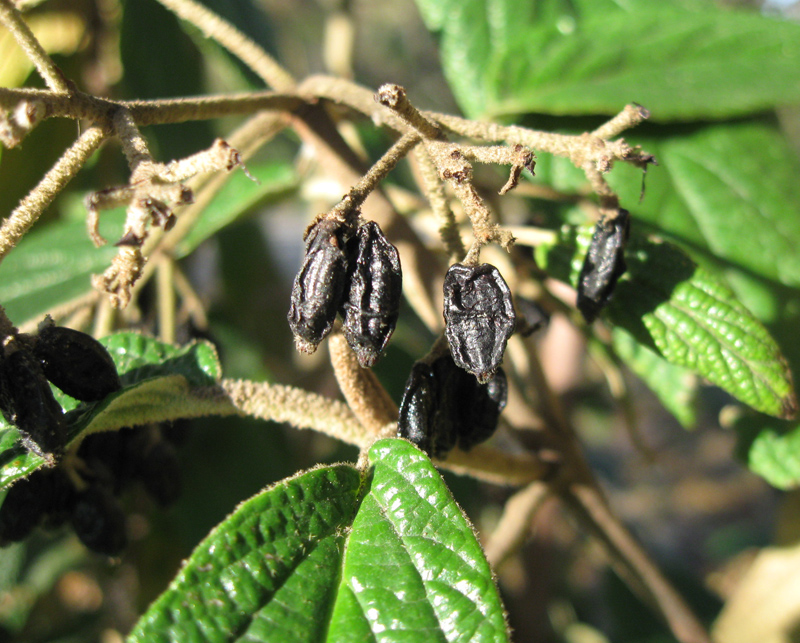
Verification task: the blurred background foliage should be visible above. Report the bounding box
[0,0,799,641]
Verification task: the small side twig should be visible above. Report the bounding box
[0,124,108,265]
[0,0,70,93]
[484,481,550,568]
[154,0,295,90]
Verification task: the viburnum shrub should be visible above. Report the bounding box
[0,0,800,641]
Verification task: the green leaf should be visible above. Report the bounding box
[415,0,800,120]
[611,326,699,429]
[128,439,509,643]
[733,413,800,490]
[0,333,222,489]
[536,225,798,419]
[608,120,800,290]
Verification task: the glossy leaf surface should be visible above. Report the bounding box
[128,439,509,643]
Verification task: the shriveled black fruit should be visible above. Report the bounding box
[456,367,507,451]
[0,349,65,457]
[34,324,122,402]
[397,362,440,456]
[288,219,350,354]
[138,441,182,507]
[515,297,550,337]
[398,354,507,458]
[71,484,127,556]
[443,263,515,383]
[342,221,402,367]
[577,209,630,323]
[0,475,49,544]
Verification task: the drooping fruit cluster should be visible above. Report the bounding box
[0,423,184,555]
[398,262,517,458]
[397,353,508,458]
[0,318,122,458]
[288,217,402,367]
[577,208,630,323]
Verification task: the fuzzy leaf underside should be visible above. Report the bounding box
[536,226,797,420]
[127,439,509,643]
[0,333,222,489]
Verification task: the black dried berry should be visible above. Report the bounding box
[288,219,350,353]
[515,297,550,337]
[71,484,127,556]
[577,209,630,323]
[0,475,49,544]
[39,468,78,530]
[34,324,122,402]
[397,361,439,456]
[397,353,507,458]
[443,263,515,382]
[0,349,65,457]
[342,221,402,367]
[457,367,507,451]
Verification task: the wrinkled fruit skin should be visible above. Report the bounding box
[397,354,507,458]
[0,349,65,457]
[342,221,402,367]
[288,219,350,353]
[34,326,122,402]
[443,263,516,382]
[577,209,630,323]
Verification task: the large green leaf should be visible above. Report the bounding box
[415,0,800,120]
[536,225,797,420]
[0,333,221,489]
[128,439,510,643]
[176,161,297,256]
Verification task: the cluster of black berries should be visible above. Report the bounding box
[0,318,122,458]
[0,423,183,555]
[288,217,402,368]
[398,262,516,458]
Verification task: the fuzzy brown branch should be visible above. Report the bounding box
[0,124,108,264]
[484,481,550,568]
[0,0,70,93]
[154,0,295,90]
[328,332,399,435]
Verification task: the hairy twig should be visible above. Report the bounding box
[153,0,295,90]
[412,146,466,260]
[0,0,70,93]
[328,332,399,437]
[0,124,108,264]
[484,481,550,568]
